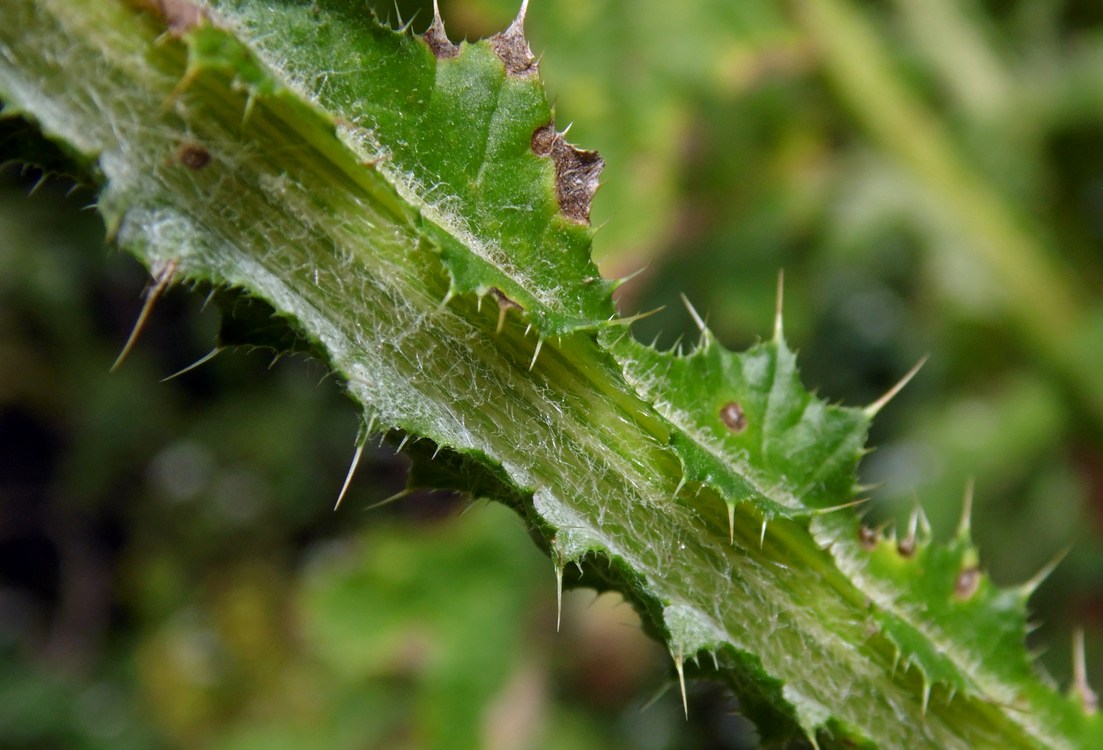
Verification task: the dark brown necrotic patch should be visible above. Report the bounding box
[531,124,604,224]
[176,142,211,170]
[423,15,459,59]
[719,401,747,433]
[489,23,537,76]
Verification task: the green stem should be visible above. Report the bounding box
[0,1,1095,746]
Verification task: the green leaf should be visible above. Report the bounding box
[214,0,616,335]
[607,323,870,528]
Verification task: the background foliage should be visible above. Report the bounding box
[2,0,1102,747]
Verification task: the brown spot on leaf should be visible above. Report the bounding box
[176,142,211,170]
[130,0,209,35]
[719,401,747,433]
[531,123,604,224]
[954,566,981,600]
[897,535,916,558]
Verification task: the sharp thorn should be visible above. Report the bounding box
[604,305,665,328]
[365,487,413,512]
[921,682,931,717]
[728,504,735,545]
[1019,547,1070,598]
[529,338,543,370]
[773,269,785,342]
[760,518,767,549]
[555,563,564,633]
[1073,629,1099,713]
[396,434,410,453]
[111,259,177,372]
[673,653,688,719]
[957,478,975,540]
[334,442,366,510]
[671,472,687,501]
[902,504,920,551]
[679,293,707,333]
[496,304,507,335]
[437,289,455,312]
[807,497,870,517]
[160,347,222,382]
[918,504,932,540]
[613,263,649,289]
[865,355,929,418]
[28,172,48,197]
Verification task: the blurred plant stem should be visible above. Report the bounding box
[796,0,1103,427]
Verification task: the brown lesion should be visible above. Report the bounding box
[530,123,604,225]
[175,141,211,170]
[719,401,748,433]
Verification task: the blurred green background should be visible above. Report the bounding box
[2,0,1103,747]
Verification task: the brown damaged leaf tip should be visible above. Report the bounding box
[423,1,459,59]
[489,1,537,76]
[531,124,604,224]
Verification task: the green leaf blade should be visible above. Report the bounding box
[213,0,616,334]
